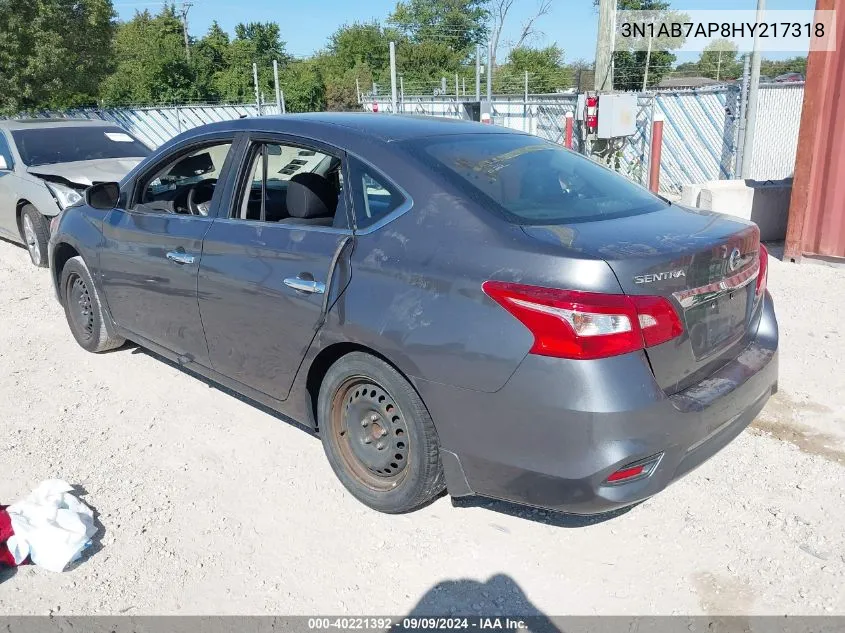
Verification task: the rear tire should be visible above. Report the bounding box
[20,204,50,268]
[318,352,445,513]
[61,256,125,353]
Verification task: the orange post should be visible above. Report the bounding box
[649,113,664,193]
[564,112,574,149]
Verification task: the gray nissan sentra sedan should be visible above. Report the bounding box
[48,114,778,516]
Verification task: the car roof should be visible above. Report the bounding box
[178,112,523,144]
[0,118,118,131]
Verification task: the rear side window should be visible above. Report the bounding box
[349,158,406,230]
[412,134,667,225]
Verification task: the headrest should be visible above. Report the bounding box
[287,172,337,219]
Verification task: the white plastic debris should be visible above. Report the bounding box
[6,480,97,572]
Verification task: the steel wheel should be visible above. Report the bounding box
[66,272,95,342]
[23,214,40,265]
[329,376,411,491]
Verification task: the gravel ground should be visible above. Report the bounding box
[0,238,843,616]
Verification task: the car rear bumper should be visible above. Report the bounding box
[415,291,779,515]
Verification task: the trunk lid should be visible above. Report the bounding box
[522,205,762,394]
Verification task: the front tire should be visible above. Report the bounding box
[20,204,50,267]
[60,256,125,353]
[318,352,445,513]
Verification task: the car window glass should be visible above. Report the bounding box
[0,133,13,169]
[350,161,405,230]
[135,142,232,215]
[10,126,150,166]
[414,134,666,225]
[233,142,346,228]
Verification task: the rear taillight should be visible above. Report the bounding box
[755,244,768,297]
[482,281,683,360]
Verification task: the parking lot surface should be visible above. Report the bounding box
[0,239,843,615]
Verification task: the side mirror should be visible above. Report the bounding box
[0,155,8,171]
[85,182,120,210]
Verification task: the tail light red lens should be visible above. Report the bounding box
[755,244,768,297]
[482,281,683,360]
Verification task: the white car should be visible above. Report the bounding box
[0,119,150,266]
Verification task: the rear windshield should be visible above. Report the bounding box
[412,134,667,225]
[11,126,150,167]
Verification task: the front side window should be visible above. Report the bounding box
[233,142,346,228]
[10,126,150,167]
[135,141,232,215]
[411,134,668,225]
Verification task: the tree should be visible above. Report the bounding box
[395,39,465,93]
[212,22,289,102]
[315,22,396,109]
[0,0,116,114]
[100,6,197,105]
[278,60,326,112]
[760,56,807,78]
[698,39,742,81]
[494,45,572,93]
[604,0,684,91]
[191,22,232,99]
[488,0,552,70]
[388,0,489,60]
[326,22,394,79]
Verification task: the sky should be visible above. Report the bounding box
[112,0,817,64]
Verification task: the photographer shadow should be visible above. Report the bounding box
[392,574,562,633]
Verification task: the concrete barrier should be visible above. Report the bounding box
[684,178,792,241]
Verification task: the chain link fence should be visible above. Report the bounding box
[361,83,803,194]
[10,103,281,149]
[11,84,804,194]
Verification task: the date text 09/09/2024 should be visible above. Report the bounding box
[307,618,530,631]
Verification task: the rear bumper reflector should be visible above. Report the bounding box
[605,453,663,485]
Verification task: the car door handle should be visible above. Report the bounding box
[166,251,195,265]
[284,277,326,294]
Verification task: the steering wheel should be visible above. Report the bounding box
[186,178,217,216]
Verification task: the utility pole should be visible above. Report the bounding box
[594,0,615,91]
[475,45,481,101]
[455,72,460,101]
[389,41,398,114]
[736,54,751,176]
[486,41,493,102]
[252,63,261,115]
[716,49,723,81]
[742,0,765,178]
[179,2,192,62]
[273,60,282,114]
[642,33,653,91]
[356,78,361,104]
